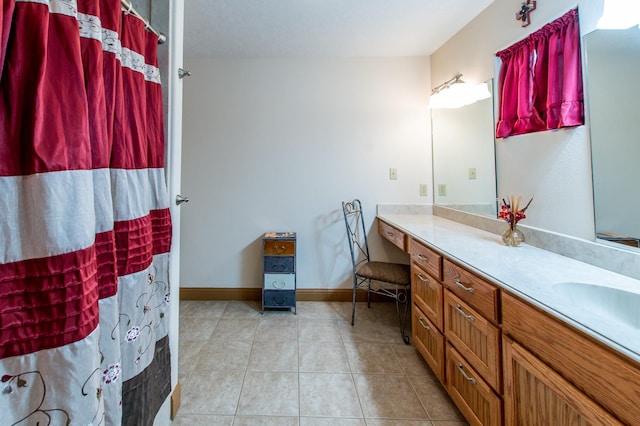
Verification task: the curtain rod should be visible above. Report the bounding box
[121,0,167,44]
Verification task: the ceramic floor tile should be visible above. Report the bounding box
[353,374,429,419]
[247,340,298,371]
[222,301,262,318]
[178,340,207,373]
[338,320,396,344]
[236,371,299,416]
[233,415,300,425]
[365,420,433,426]
[390,343,433,377]
[195,340,253,371]
[255,315,298,342]
[172,414,234,425]
[295,301,341,319]
[343,342,404,374]
[180,370,245,415]
[409,375,466,422]
[298,319,342,342]
[298,341,350,373]
[211,318,259,341]
[299,372,363,418]
[180,318,219,341]
[299,417,366,426]
[181,300,229,318]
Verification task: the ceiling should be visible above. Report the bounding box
[183,0,494,58]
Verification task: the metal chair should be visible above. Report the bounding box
[342,199,411,344]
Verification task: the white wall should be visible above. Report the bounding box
[180,57,431,289]
[431,0,604,240]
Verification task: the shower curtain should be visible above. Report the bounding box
[0,1,172,425]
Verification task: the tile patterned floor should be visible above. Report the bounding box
[175,300,468,425]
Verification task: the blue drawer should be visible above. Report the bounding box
[264,256,295,273]
[263,290,296,308]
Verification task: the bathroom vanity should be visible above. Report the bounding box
[378,213,640,426]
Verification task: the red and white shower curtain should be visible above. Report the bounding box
[0,1,172,425]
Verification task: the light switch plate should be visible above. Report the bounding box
[468,168,477,180]
[438,184,447,196]
[389,168,398,180]
[420,184,428,196]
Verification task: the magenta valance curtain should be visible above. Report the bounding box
[495,8,584,138]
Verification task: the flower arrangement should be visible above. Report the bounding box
[499,195,533,230]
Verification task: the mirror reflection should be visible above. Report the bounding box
[585,27,640,249]
[431,80,497,217]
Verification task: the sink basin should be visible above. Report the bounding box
[553,282,640,329]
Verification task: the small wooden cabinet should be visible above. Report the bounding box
[262,232,296,313]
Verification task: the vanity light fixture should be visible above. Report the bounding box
[596,0,640,29]
[429,74,491,109]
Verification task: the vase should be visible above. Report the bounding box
[502,225,525,247]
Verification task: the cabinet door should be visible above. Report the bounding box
[411,263,443,330]
[446,344,502,426]
[412,303,445,384]
[444,290,501,392]
[503,337,622,426]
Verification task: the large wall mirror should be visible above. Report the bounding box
[584,27,640,250]
[431,80,497,217]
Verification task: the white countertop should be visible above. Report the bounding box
[378,213,640,363]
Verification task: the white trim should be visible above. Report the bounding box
[16,0,77,18]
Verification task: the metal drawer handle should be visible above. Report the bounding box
[271,264,286,272]
[272,244,287,254]
[457,363,477,385]
[417,254,429,262]
[272,280,286,289]
[455,279,475,294]
[417,273,429,283]
[273,296,287,305]
[386,231,394,236]
[455,304,475,322]
[418,317,431,331]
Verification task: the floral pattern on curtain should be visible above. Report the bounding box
[495,8,584,138]
[0,0,172,425]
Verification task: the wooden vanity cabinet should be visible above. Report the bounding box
[378,219,407,251]
[443,259,500,324]
[444,290,501,392]
[503,336,622,426]
[503,291,640,425]
[447,343,502,426]
[412,303,445,383]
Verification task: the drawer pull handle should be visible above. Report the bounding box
[272,280,286,289]
[417,273,429,283]
[455,304,475,322]
[271,245,287,254]
[386,231,394,236]
[455,279,475,294]
[457,363,477,385]
[271,264,286,272]
[418,317,431,331]
[417,254,429,263]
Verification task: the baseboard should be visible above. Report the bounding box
[179,287,393,303]
[170,382,181,420]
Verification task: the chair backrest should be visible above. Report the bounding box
[342,199,371,273]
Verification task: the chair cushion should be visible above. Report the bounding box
[357,261,410,286]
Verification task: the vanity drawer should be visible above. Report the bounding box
[263,239,295,256]
[444,290,501,392]
[263,290,296,308]
[409,238,442,281]
[263,273,295,290]
[411,263,443,330]
[378,219,407,251]
[413,304,445,384]
[264,256,295,273]
[446,344,502,426]
[443,259,500,324]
